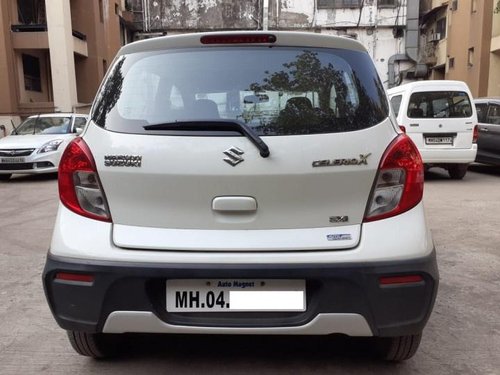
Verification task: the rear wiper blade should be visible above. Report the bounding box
[143,120,270,158]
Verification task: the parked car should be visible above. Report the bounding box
[387,80,478,179]
[474,98,500,165]
[0,113,88,180]
[43,31,438,361]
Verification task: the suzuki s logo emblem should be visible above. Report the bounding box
[10,151,16,156]
[223,147,244,166]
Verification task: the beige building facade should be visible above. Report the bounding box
[421,0,495,97]
[0,0,133,133]
[488,2,500,96]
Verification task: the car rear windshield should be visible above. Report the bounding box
[407,91,473,119]
[14,117,72,135]
[91,47,388,136]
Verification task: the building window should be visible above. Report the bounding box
[22,54,42,92]
[448,57,455,69]
[435,18,446,40]
[103,59,108,77]
[115,3,119,15]
[318,0,362,9]
[468,48,474,67]
[17,0,46,25]
[378,0,397,8]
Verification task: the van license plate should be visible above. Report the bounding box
[425,136,453,145]
[0,157,25,163]
[166,279,306,312]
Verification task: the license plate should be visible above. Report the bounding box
[166,279,306,312]
[425,136,453,145]
[0,157,25,163]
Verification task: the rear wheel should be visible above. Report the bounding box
[374,333,422,361]
[67,331,121,358]
[0,174,11,181]
[448,164,468,180]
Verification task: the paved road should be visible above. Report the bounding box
[0,166,499,374]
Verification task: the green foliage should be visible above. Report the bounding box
[496,0,500,14]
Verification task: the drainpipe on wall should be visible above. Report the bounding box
[388,0,428,88]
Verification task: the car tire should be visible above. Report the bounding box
[0,174,11,181]
[374,333,422,361]
[448,164,468,180]
[67,330,120,358]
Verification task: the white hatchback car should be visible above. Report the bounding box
[43,32,438,361]
[0,113,87,180]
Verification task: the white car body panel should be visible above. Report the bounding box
[49,202,433,263]
[388,80,477,164]
[112,224,361,251]
[84,119,396,247]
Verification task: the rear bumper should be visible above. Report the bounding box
[43,251,438,338]
[419,146,477,164]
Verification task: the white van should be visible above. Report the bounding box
[387,80,477,179]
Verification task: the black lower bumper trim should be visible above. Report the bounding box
[43,251,439,337]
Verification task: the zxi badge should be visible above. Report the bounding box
[223,147,244,166]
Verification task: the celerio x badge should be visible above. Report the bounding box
[312,153,372,168]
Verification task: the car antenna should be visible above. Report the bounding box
[10,119,19,135]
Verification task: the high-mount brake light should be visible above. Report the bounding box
[200,34,277,45]
[364,134,424,222]
[58,138,111,222]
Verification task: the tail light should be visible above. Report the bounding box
[58,138,111,222]
[472,125,478,143]
[364,135,423,222]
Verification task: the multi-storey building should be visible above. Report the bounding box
[420,0,495,97]
[0,0,135,133]
[489,1,500,96]
[127,0,428,89]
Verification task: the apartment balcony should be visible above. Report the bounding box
[11,24,88,57]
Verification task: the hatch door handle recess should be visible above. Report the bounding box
[212,196,257,212]
[143,120,270,158]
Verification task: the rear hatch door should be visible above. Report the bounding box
[84,38,393,251]
[404,90,475,149]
